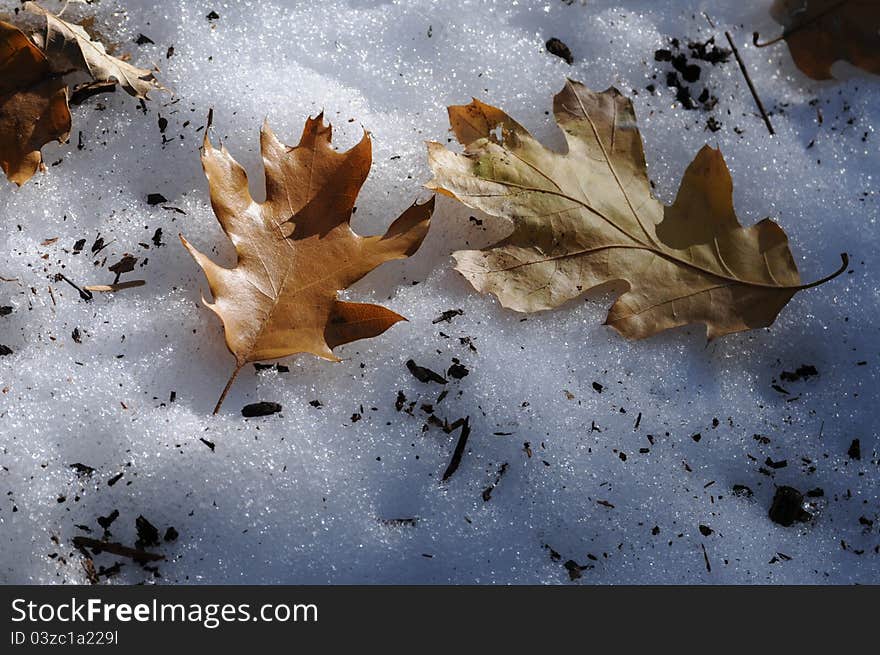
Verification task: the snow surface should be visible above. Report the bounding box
[0,0,877,584]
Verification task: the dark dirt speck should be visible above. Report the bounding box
[545,38,573,65]
[769,486,812,527]
[242,402,282,417]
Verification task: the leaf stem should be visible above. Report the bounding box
[752,32,786,48]
[752,0,849,48]
[213,363,243,415]
[796,253,849,291]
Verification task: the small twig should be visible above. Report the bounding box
[72,537,164,564]
[81,558,99,584]
[442,417,471,481]
[725,31,775,135]
[213,363,243,414]
[54,273,92,301]
[481,462,509,502]
[84,280,146,292]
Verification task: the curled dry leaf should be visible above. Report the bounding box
[25,1,164,99]
[0,20,71,185]
[2,3,163,185]
[182,114,433,413]
[766,0,880,79]
[427,79,846,340]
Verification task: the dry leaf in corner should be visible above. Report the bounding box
[764,0,880,79]
[427,80,846,340]
[0,20,71,185]
[25,1,164,99]
[182,113,433,413]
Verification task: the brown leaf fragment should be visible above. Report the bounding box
[135,515,160,548]
[108,253,137,284]
[81,557,99,584]
[427,80,846,340]
[767,0,880,79]
[847,438,861,460]
[432,308,463,323]
[769,486,812,526]
[182,112,433,413]
[564,559,588,580]
[406,359,448,384]
[97,509,118,530]
[108,253,137,273]
[0,19,71,185]
[25,1,164,99]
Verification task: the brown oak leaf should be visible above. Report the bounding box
[26,1,164,99]
[427,80,846,340]
[765,0,880,79]
[181,114,433,413]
